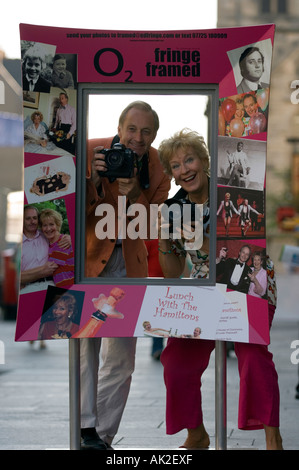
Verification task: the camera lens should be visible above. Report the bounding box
[106,151,124,169]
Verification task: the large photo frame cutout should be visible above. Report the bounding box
[16,23,275,344]
[76,83,218,286]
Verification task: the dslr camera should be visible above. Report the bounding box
[98,143,138,182]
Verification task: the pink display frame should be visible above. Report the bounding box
[16,23,275,344]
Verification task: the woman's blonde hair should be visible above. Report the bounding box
[158,128,210,176]
[31,110,44,122]
[39,208,63,231]
[53,293,78,319]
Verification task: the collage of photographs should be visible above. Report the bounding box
[16,23,275,344]
[21,40,81,340]
[216,38,273,303]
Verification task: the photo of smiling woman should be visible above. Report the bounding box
[38,292,80,340]
[39,208,74,288]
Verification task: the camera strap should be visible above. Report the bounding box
[139,154,149,189]
[110,134,120,147]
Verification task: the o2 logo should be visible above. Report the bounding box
[94,48,133,82]
[290,340,299,365]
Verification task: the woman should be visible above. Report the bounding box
[38,293,79,339]
[248,251,267,298]
[24,111,48,148]
[217,192,239,237]
[158,128,283,450]
[40,208,74,288]
[158,129,210,280]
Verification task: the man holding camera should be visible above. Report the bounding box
[81,101,170,449]
[216,245,252,294]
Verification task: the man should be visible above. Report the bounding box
[236,47,269,94]
[243,93,260,118]
[216,245,252,294]
[227,141,250,187]
[53,92,76,154]
[238,198,262,237]
[81,101,170,450]
[242,93,268,135]
[20,205,70,293]
[22,44,51,93]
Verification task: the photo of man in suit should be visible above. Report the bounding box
[237,46,269,94]
[216,244,252,294]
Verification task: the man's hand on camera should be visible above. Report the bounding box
[117,169,141,204]
[91,146,142,203]
[91,146,106,188]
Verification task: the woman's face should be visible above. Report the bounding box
[41,216,59,242]
[235,103,244,119]
[169,147,206,195]
[53,300,69,324]
[33,114,41,125]
[253,255,262,270]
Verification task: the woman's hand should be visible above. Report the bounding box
[58,234,71,249]
[157,208,173,248]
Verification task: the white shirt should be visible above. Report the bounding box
[21,230,49,270]
[230,261,244,286]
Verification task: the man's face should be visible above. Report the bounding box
[23,208,39,236]
[242,51,264,82]
[243,96,258,117]
[53,58,66,74]
[237,142,243,152]
[238,246,250,263]
[24,58,42,80]
[59,94,68,106]
[118,108,157,157]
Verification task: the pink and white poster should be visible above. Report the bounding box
[16,23,275,345]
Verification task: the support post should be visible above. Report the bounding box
[69,338,81,450]
[215,340,227,450]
